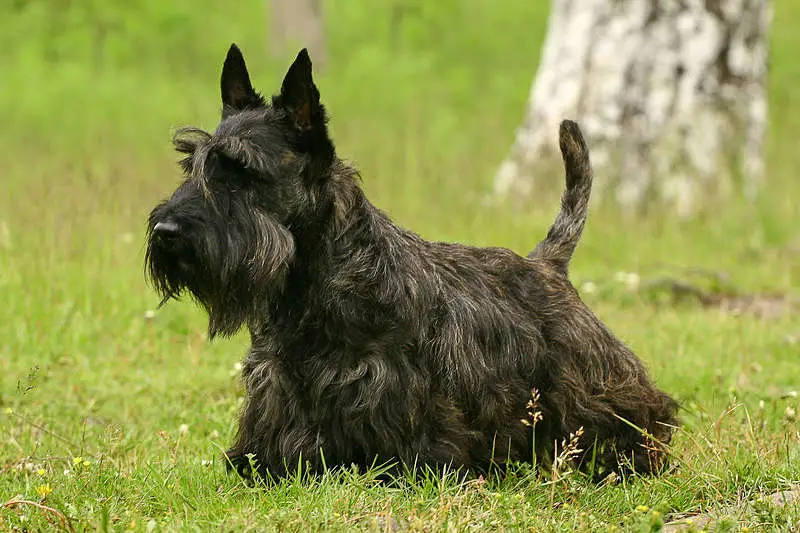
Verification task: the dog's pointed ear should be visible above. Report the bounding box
[278,48,323,132]
[220,44,265,115]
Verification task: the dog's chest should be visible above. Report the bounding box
[295,349,425,415]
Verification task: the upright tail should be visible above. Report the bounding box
[529,120,593,274]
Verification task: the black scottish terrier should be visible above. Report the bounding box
[146,44,678,480]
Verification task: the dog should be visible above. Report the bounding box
[145,44,679,480]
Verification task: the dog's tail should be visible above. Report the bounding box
[528,120,593,274]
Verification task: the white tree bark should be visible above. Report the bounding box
[495,0,772,217]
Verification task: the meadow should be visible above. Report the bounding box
[1,1,799,531]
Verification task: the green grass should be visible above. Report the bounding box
[1,1,799,531]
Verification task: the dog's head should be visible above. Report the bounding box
[146,45,336,338]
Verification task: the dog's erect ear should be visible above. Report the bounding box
[221,44,265,115]
[277,49,323,132]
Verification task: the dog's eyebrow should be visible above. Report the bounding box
[173,126,289,181]
[173,127,211,155]
[212,135,277,176]
[173,127,213,178]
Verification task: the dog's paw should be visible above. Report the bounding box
[223,448,254,479]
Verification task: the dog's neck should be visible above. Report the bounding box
[289,160,393,266]
[257,162,411,342]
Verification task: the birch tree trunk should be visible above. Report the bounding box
[494,0,772,218]
[268,0,327,69]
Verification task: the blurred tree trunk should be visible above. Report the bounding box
[268,0,327,69]
[494,0,772,218]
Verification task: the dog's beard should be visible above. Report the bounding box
[146,217,296,339]
[145,230,197,307]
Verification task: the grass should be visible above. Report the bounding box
[1,1,799,531]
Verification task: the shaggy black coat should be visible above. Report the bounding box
[146,44,679,480]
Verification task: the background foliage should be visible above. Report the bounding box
[1,1,799,530]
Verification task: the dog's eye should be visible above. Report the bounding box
[212,155,255,192]
[225,172,256,193]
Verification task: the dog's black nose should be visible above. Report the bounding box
[153,220,180,237]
